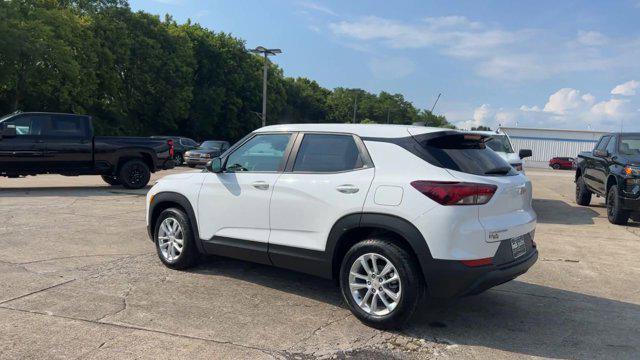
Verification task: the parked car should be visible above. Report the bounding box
[470,130,532,173]
[151,136,199,165]
[0,112,175,189]
[184,140,230,168]
[147,124,538,329]
[549,157,575,170]
[576,133,640,225]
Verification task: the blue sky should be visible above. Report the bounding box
[130,0,640,131]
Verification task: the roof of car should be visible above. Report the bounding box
[467,130,504,136]
[255,124,454,138]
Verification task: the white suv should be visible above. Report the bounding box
[146,124,538,329]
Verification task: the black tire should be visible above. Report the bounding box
[575,176,592,206]
[118,159,151,189]
[154,208,199,270]
[339,238,424,330]
[607,185,629,225]
[552,163,561,170]
[101,175,121,186]
[174,153,184,166]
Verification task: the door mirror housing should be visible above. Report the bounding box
[206,157,223,173]
[594,149,609,158]
[0,125,17,138]
[519,149,532,159]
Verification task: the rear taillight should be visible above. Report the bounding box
[410,181,497,205]
[167,139,174,158]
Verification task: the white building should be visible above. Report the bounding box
[499,127,609,168]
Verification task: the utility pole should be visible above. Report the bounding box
[249,46,282,127]
[352,93,358,123]
[387,108,391,124]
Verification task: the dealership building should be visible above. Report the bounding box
[499,127,608,168]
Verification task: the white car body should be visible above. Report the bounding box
[146,124,538,325]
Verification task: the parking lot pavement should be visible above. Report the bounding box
[1,168,639,359]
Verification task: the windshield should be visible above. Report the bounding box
[199,141,225,150]
[485,135,514,153]
[620,135,640,155]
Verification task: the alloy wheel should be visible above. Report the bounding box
[348,253,402,316]
[158,217,184,262]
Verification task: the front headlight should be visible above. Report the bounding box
[202,153,212,158]
[625,166,640,176]
[184,151,191,157]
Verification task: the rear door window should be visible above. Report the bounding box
[413,133,516,176]
[45,115,88,137]
[293,134,365,172]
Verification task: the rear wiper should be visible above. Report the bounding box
[485,166,512,175]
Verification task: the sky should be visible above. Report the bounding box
[130,0,640,131]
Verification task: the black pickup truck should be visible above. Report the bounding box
[0,112,175,189]
[576,133,640,224]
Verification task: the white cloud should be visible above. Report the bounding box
[576,30,608,46]
[297,1,337,16]
[450,85,638,131]
[611,80,639,96]
[542,88,594,114]
[329,16,640,81]
[368,57,416,80]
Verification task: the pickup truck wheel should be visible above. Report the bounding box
[339,238,423,330]
[118,159,150,189]
[552,164,561,170]
[101,175,121,186]
[575,176,592,206]
[607,185,629,225]
[154,208,199,269]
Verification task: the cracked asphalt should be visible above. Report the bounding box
[1,168,639,359]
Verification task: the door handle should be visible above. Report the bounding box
[336,184,359,194]
[251,181,270,190]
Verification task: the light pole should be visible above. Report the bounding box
[249,46,282,127]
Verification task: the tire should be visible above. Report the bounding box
[607,185,629,225]
[101,175,121,186]
[575,176,592,206]
[154,208,199,269]
[552,163,561,170]
[174,153,184,166]
[339,238,424,330]
[118,159,151,189]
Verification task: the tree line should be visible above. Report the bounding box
[0,0,453,142]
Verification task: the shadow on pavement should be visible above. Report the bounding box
[533,199,600,225]
[0,186,150,197]
[191,256,639,359]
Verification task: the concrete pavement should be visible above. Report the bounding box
[0,168,638,359]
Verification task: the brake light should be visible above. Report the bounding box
[167,139,174,158]
[410,181,497,205]
[460,257,493,267]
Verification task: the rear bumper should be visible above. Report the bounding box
[426,236,538,298]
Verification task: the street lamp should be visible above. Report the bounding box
[249,46,282,127]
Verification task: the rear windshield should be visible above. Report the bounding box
[414,133,516,176]
[485,135,514,153]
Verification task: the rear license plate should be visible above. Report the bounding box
[510,236,527,259]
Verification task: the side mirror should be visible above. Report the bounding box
[519,149,532,159]
[1,125,17,138]
[594,149,608,158]
[206,157,223,173]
